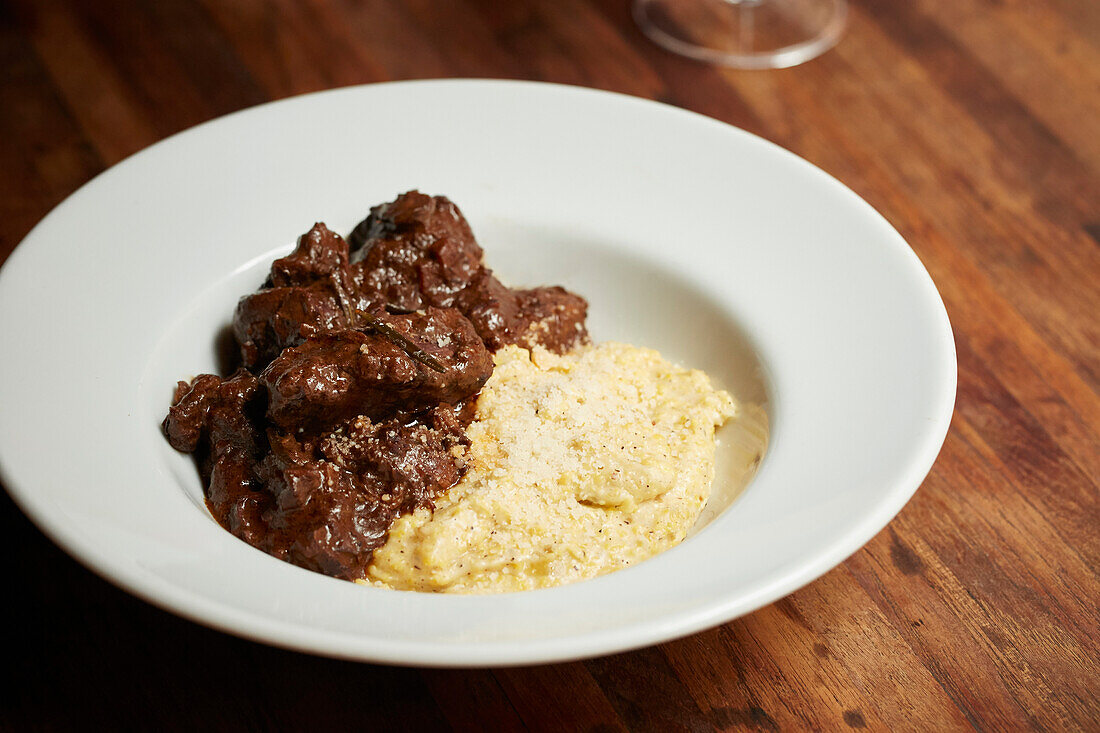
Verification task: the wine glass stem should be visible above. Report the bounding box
[741,2,753,52]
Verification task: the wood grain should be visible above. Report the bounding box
[2,0,1098,729]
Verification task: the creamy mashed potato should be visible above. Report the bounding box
[366,342,736,593]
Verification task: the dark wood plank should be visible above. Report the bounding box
[200,0,390,98]
[465,0,666,97]
[586,647,716,732]
[919,0,1100,173]
[421,668,529,732]
[495,663,628,732]
[0,2,103,256]
[11,0,158,165]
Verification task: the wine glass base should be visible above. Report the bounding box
[634,0,848,70]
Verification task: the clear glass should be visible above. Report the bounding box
[634,0,848,70]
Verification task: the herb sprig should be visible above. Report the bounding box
[356,309,446,373]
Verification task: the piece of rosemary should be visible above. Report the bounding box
[356,309,446,373]
[383,303,417,315]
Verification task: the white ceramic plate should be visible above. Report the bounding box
[0,80,954,666]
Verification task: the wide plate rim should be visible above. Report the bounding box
[0,79,956,666]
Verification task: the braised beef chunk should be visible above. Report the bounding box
[455,272,589,354]
[455,269,522,350]
[245,411,471,580]
[164,374,223,453]
[257,450,391,578]
[350,191,484,309]
[163,369,261,454]
[233,224,378,370]
[350,191,590,354]
[235,195,588,375]
[163,369,269,546]
[209,441,268,546]
[165,193,592,581]
[233,286,350,369]
[320,415,465,514]
[514,286,589,353]
[260,307,492,432]
[269,222,349,287]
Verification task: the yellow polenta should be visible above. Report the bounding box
[366,342,736,593]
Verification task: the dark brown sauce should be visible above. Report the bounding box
[163,192,589,580]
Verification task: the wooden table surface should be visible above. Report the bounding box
[2,0,1098,730]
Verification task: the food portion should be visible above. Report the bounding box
[165,192,587,580]
[164,191,739,592]
[369,343,735,593]
[232,194,586,371]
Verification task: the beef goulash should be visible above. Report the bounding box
[164,192,588,580]
[164,191,738,591]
